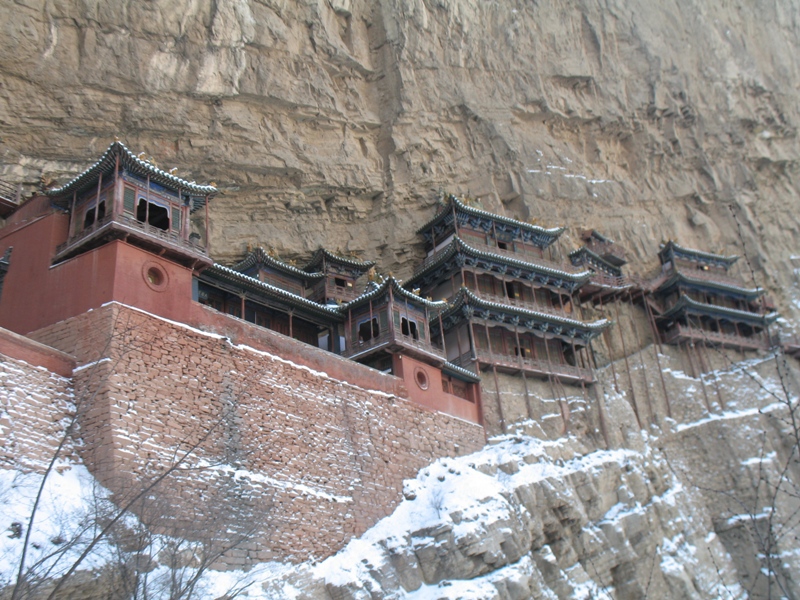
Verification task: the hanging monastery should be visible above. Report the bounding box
[0,142,785,565]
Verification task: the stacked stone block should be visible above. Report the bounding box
[30,303,485,565]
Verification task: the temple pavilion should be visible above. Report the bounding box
[647,241,778,351]
[196,247,345,350]
[404,195,610,386]
[569,229,632,304]
[45,141,216,269]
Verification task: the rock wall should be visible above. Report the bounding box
[28,302,484,565]
[1,0,799,317]
[256,349,800,599]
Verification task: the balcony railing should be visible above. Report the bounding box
[473,348,594,383]
[476,291,576,320]
[672,265,754,290]
[0,179,22,217]
[587,272,628,289]
[416,243,582,278]
[342,329,445,361]
[55,213,207,259]
[585,240,627,264]
[663,324,770,351]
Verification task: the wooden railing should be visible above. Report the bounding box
[415,243,581,277]
[673,265,755,290]
[586,240,627,263]
[342,329,445,360]
[472,348,594,383]
[0,179,21,205]
[587,272,628,288]
[663,324,769,350]
[476,291,575,319]
[56,213,207,257]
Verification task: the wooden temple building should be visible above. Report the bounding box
[404,195,610,388]
[569,229,632,304]
[0,142,792,435]
[645,241,778,351]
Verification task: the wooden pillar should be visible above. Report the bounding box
[94,172,103,224]
[70,190,77,236]
[145,174,151,226]
[438,312,448,358]
[114,154,121,215]
[613,300,642,429]
[289,311,294,339]
[627,297,655,425]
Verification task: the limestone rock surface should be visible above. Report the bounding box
[1,0,799,315]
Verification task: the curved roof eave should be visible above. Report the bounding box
[45,141,218,205]
[406,236,592,288]
[341,277,448,312]
[449,288,611,331]
[232,247,325,281]
[416,194,566,240]
[205,264,343,320]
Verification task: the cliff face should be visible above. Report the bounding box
[2,0,799,311]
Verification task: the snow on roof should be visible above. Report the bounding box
[417,194,566,241]
[406,236,592,289]
[44,141,217,211]
[304,248,375,272]
[232,247,325,281]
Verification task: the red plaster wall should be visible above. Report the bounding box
[0,327,75,377]
[393,354,482,424]
[30,304,486,566]
[0,211,194,335]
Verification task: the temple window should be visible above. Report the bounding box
[358,317,379,342]
[505,281,519,299]
[137,198,170,231]
[400,317,419,340]
[497,241,509,251]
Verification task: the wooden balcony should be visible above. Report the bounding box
[673,265,755,290]
[343,329,446,363]
[477,291,576,320]
[0,179,22,218]
[663,324,770,351]
[453,348,594,384]
[416,242,582,278]
[585,240,627,266]
[54,212,209,267]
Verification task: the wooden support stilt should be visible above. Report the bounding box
[627,297,654,425]
[691,343,713,414]
[591,383,611,448]
[602,327,621,393]
[614,301,642,429]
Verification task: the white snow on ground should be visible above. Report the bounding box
[306,436,642,596]
[0,462,115,586]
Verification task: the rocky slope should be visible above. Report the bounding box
[256,352,800,599]
[1,0,799,314]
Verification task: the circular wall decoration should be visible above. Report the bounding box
[414,367,430,390]
[142,261,169,292]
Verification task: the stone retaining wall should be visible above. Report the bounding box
[31,303,485,564]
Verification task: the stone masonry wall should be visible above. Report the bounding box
[0,342,75,471]
[31,303,485,565]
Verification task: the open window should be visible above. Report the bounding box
[401,317,419,340]
[358,317,380,342]
[137,198,170,231]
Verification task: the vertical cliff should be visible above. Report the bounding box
[1,0,799,314]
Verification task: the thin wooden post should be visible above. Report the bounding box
[643,293,672,418]
[94,172,103,224]
[614,300,642,429]
[627,297,654,424]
